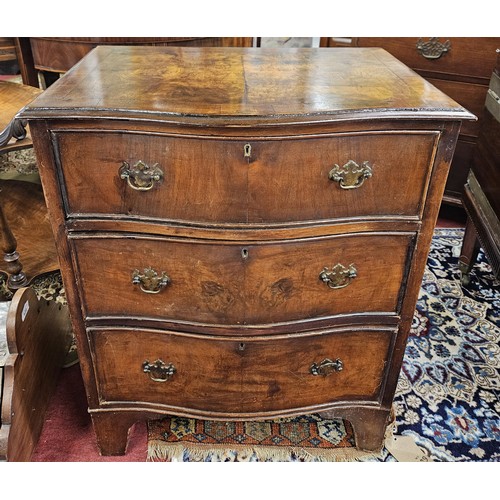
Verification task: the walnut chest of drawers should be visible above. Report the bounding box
[22,46,473,455]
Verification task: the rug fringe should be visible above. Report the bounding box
[147,440,380,462]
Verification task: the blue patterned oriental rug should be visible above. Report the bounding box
[385,227,500,462]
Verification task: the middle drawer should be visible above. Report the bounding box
[71,232,414,326]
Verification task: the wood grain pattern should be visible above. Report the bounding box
[22,47,472,123]
[71,232,413,326]
[53,126,439,224]
[22,47,470,454]
[90,327,394,415]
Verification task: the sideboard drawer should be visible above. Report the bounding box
[54,130,437,223]
[350,37,500,82]
[91,327,394,414]
[72,232,413,326]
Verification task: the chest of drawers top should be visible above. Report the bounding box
[22,46,472,124]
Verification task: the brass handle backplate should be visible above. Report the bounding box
[310,358,344,376]
[132,267,170,294]
[143,359,176,382]
[416,37,451,60]
[320,263,357,289]
[119,160,163,191]
[328,160,372,189]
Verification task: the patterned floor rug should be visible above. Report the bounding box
[147,228,500,462]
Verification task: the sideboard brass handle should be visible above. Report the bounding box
[143,359,176,382]
[119,160,163,191]
[319,263,357,289]
[132,267,171,294]
[328,160,372,189]
[416,37,451,60]
[310,358,344,376]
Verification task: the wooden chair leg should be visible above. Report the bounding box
[459,217,480,285]
[0,201,27,290]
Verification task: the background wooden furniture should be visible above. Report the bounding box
[0,38,17,65]
[320,37,500,208]
[0,81,58,295]
[22,46,472,455]
[459,49,500,283]
[0,81,69,461]
[15,37,254,88]
[0,287,72,461]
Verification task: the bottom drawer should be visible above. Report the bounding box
[90,327,394,416]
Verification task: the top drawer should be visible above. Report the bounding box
[53,129,438,225]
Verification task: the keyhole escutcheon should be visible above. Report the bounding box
[244,143,252,158]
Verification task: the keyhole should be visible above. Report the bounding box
[238,343,246,351]
[244,144,252,158]
[241,248,249,260]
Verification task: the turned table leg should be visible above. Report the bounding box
[0,200,27,290]
[459,217,480,286]
[90,411,138,456]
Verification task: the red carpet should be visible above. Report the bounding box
[31,364,147,462]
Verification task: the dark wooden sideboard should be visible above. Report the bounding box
[15,37,254,88]
[321,37,500,208]
[459,49,500,282]
[21,47,473,455]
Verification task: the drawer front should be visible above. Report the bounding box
[354,37,500,81]
[54,130,437,224]
[247,132,436,222]
[72,232,413,326]
[54,131,248,223]
[91,328,393,414]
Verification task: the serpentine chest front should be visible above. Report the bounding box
[23,46,473,455]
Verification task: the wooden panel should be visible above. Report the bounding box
[29,37,254,73]
[442,140,475,205]
[0,288,72,461]
[426,78,487,138]
[72,232,413,325]
[55,130,437,224]
[91,327,393,414]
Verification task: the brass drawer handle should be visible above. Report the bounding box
[119,160,163,191]
[143,359,176,382]
[310,358,343,376]
[416,37,451,60]
[132,267,171,294]
[328,160,372,189]
[319,263,357,289]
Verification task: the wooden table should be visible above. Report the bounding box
[0,81,58,294]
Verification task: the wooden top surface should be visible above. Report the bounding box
[21,46,475,124]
